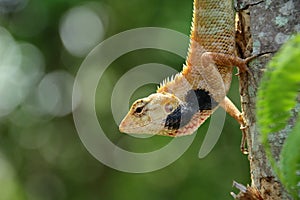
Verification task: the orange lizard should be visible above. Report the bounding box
[119,0,253,151]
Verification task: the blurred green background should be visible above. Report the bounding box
[0,0,249,199]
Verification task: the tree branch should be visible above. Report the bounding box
[232,0,300,199]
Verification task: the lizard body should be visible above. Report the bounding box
[119,0,250,138]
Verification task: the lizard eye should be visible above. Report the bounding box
[135,106,144,114]
[164,103,174,113]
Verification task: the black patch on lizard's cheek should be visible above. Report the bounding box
[185,89,218,111]
[164,89,218,131]
[164,105,195,130]
[164,105,181,130]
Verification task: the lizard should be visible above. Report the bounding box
[119,0,254,151]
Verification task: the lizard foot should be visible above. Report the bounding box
[235,55,257,85]
[236,52,275,87]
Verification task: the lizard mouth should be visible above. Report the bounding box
[118,120,128,133]
[119,115,134,133]
[119,118,137,133]
[119,114,150,134]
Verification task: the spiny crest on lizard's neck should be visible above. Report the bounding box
[156,65,198,99]
[158,74,177,90]
[157,72,187,95]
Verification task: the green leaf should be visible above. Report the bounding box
[280,116,300,199]
[257,35,300,141]
[256,34,300,199]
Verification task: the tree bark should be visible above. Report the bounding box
[233,0,300,199]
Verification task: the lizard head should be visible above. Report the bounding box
[119,92,182,136]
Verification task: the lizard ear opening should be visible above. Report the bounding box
[164,103,174,113]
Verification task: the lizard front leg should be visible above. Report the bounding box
[201,52,255,74]
[220,97,248,154]
[199,52,252,153]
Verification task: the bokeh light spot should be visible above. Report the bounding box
[8,0,47,37]
[37,70,76,117]
[0,27,45,118]
[0,27,22,117]
[0,0,28,14]
[59,5,105,57]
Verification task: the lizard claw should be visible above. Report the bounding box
[240,126,249,154]
[239,113,249,154]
